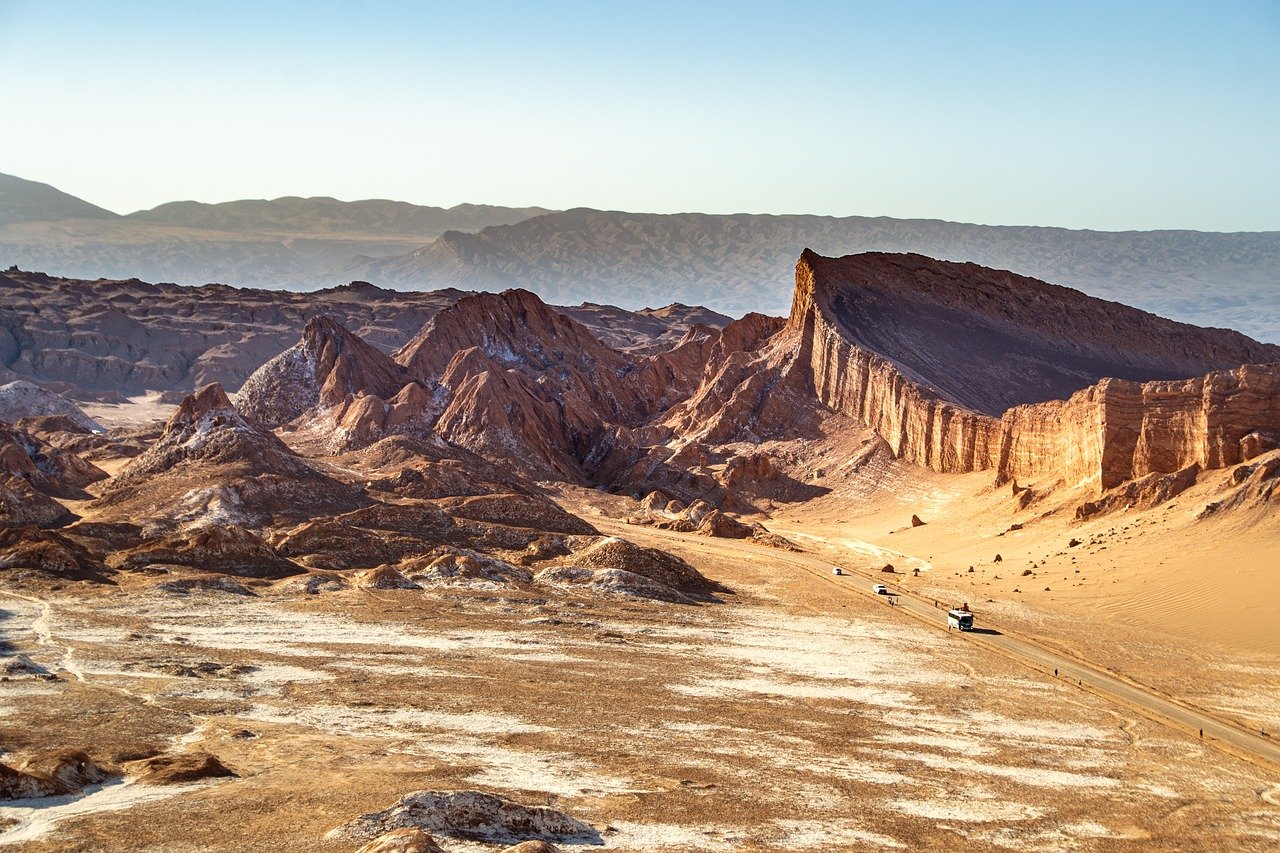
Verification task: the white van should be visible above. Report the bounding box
[873,584,888,595]
[947,609,974,631]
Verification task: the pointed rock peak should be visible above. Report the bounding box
[303,314,353,342]
[170,383,241,428]
[397,286,627,382]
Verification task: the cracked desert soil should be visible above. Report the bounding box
[3,510,1279,853]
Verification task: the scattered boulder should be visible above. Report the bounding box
[357,828,448,853]
[500,843,563,853]
[910,514,925,527]
[330,790,600,846]
[128,751,236,785]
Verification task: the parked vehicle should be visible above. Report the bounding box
[832,567,843,576]
[873,584,888,595]
[947,609,974,631]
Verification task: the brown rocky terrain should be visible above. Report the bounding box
[0,268,725,402]
[2,246,1279,850]
[91,383,367,532]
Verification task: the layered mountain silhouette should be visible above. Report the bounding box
[3,173,1278,341]
[360,209,1280,341]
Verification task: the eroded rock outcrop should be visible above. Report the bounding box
[788,250,1280,492]
[95,384,364,530]
[107,523,303,579]
[331,790,600,846]
[0,380,102,431]
[236,315,410,429]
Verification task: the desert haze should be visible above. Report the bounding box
[4,171,1279,343]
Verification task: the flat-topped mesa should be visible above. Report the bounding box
[789,250,1280,490]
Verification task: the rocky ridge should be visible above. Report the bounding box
[786,250,1280,493]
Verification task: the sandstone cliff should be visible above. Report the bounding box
[787,250,1280,492]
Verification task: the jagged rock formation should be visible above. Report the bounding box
[94,384,363,530]
[0,751,115,800]
[331,790,599,846]
[0,526,111,579]
[0,421,106,498]
[0,265,723,398]
[0,422,106,529]
[236,315,409,428]
[786,251,1280,493]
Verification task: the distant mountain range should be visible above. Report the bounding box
[2,172,1278,341]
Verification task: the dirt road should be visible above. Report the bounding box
[597,519,1280,776]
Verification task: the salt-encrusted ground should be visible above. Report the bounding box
[2,535,1278,852]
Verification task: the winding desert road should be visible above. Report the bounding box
[595,519,1280,776]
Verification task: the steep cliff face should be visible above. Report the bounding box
[788,250,1280,491]
[997,365,1280,490]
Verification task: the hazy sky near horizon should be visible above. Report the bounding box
[2,1,1277,231]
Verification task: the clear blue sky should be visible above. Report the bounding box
[1,0,1277,230]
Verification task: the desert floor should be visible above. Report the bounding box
[3,494,1279,851]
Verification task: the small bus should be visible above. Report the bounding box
[947,609,974,631]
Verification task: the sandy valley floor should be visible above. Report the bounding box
[2,508,1279,851]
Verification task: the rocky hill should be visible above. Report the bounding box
[95,384,365,531]
[0,381,102,431]
[0,269,713,398]
[361,209,1280,342]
